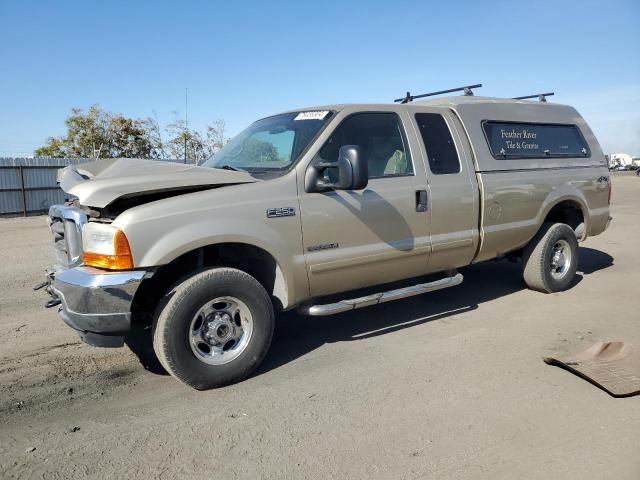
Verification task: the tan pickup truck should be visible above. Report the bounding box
[44,93,612,389]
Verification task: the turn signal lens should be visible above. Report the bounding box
[82,223,134,270]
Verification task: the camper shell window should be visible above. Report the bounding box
[482,121,590,160]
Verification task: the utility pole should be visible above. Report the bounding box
[184,88,188,163]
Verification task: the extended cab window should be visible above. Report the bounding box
[415,113,461,175]
[483,121,590,159]
[318,112,413,178]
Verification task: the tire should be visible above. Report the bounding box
[153,267,274,390]
[522,222,578,293]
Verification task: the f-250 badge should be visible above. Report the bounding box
[266,207,296,218]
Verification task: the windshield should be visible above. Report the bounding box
[202,111,333,174]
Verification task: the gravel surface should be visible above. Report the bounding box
[1,174,638,479]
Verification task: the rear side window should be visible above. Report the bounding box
[483,121,590,159]
[415,113,460,174]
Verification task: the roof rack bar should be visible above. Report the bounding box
[394,84,483,104]
[513,92,554,102]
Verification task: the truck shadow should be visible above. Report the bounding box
[576,247,614,274]
[124,247,613,379]
[125,321,168,375]
[256,247,613,377]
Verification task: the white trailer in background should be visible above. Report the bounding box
[609,153,635,170]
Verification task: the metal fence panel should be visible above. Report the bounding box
[0,158,95,215]
[0,157,192,216]
[23,167,59,189]
[0,168,21,190]
[0,191,23,214]
[0,157,87,167]
[25,189,67,213]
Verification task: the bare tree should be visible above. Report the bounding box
[164,113,229,163]
[142,112,167,159]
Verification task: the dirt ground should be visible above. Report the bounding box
[0,173,638,479]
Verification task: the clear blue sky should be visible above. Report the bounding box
[1,0,638,157]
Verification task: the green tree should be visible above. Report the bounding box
[35,105,229,162]
[34,136,67,158]
[35,105,153,159]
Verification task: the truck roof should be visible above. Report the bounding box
[284,95,605,173]
[288,95,566,113]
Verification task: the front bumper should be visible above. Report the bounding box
[49,266,151,347]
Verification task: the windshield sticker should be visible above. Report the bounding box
[294,111,329,121]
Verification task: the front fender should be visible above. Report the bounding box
[112,176,309,308]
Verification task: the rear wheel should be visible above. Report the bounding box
[522,222,578,293]
[153,267,274,390]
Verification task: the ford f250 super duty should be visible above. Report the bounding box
[42,90,612,389]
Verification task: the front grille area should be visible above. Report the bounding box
[48,205,87,269]
[50,217,68,267]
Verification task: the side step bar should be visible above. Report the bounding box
[301,273,464,316]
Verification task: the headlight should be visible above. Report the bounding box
[82,223,134,270]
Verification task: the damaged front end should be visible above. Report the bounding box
[40,203,153,347]
[39,158,256,347]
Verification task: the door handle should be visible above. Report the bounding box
[416,190,428,212]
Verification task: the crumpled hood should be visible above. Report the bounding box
[57,158,257,208]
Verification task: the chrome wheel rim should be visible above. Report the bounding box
[550,239,572,280]
[189,296,253,365]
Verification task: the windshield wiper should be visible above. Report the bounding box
[217,164,245,172]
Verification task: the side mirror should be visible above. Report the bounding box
[305,145,368,193]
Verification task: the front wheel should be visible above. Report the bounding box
[522,222,579,293]
[153,268,274,390]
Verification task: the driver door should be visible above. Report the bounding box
[298,110,432,298]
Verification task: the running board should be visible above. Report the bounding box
[301,273,464,316]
